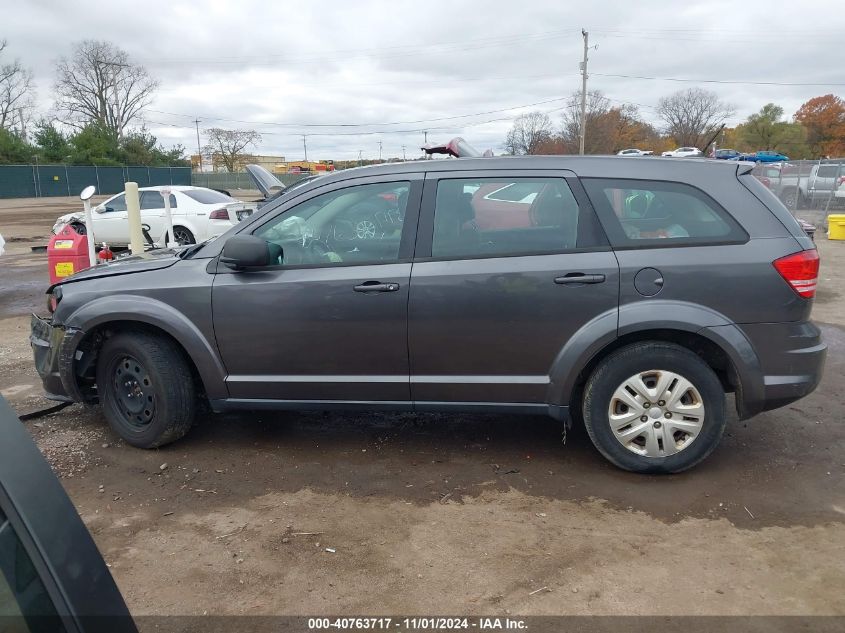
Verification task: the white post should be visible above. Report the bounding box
[160,187,177,247]
[125,182,145,255]
[83,197,97,266]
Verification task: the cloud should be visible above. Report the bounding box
[3,0,844,159]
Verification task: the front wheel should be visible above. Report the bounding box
[582,342,727,474]
[172,226,195,245]
[96,332,195,448]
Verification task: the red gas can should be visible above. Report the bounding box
[48,224,92,285]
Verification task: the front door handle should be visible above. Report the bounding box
[353,281,400,293]
[554,273,606,285]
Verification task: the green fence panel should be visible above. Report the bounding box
[148,167,171,186]
[171,168,191,186]
[126,167,151,187]
[36,165,71,197]
[66,166,98,198]
[0,166,36,198]
[96,167,125,195]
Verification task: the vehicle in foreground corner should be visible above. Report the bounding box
[0,396,136,632]
[661,147,703,158]
[30,156,825,474]
[51,185,256,246]
[616,148,653,156]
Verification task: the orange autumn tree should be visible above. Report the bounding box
[794,94,845,157]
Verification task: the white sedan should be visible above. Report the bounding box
[661,147,703,158]
[616,148,653,156]
[51,186,256,246]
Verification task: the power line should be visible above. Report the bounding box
[591,72,845,87]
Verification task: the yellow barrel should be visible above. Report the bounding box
[828,214,845,240]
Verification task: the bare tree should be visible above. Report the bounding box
[505,111,553,155]
[203,128,262,172]
[561,90,611,152]
[657,87,734,149]
[0,40,35,135]
[53,40,157,139]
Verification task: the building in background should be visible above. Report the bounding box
[190,154,286,173]
[275,160,335,174]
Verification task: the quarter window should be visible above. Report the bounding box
[582,178,745,246]
[254,181,410,266]
[431,177,597,258]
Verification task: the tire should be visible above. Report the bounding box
[96,332,195,448]
[69,221,86,235]
[172,226,195,245]
[582,342,726,474]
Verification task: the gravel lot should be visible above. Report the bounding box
[1,196,844,616]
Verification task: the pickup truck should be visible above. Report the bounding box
[754,162,845,209]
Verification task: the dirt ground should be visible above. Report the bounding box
[0,196,844,617]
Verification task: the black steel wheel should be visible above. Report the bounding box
[97,332,195,448]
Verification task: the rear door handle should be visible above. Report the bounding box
[554,273,606,285]
[353,281,400,293]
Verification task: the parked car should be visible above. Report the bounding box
[0,396,136,631]
[31,157,825,474]
[742,150,789,163]
[617,149,653,156]
[661,147,702,158]
[51,186,256,246]
[714,149,742,160]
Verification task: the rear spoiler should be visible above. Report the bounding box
[736,163,755,176]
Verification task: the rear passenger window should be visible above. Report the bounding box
[431,177,604,258]
[582,178,746,246]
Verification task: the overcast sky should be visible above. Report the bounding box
[3,0,844,160]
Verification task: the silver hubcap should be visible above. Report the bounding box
[607,370,705,458]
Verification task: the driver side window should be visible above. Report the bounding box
[254,181,410,267]
[103,194,127,213]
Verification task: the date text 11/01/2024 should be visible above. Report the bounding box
[307,617,528,630]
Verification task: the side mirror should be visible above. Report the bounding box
[220,235,282,270]
[99,206,113,213]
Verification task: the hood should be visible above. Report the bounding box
[245,164,285,200]
[49,248,181,291]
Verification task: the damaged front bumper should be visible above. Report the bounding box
[30,314,86,403]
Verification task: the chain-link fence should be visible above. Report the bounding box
[750,158,845,230]
[0,164,192,199]
[190,171,307,191]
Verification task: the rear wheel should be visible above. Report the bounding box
[96,332,195,448]
[582,342,726,474]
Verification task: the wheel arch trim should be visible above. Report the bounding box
[61,295,228,400]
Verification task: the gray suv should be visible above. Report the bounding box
[31,157,826,473]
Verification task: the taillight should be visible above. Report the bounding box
[773,250,819,298]
[209,208,229,220]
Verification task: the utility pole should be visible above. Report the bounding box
[357,149,363,166]
[402,145,406,161]
[579,29,589,155]
[302,135,308,162]
[193,119,202,171]
[378,140,383,161]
